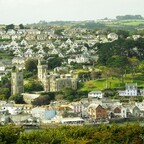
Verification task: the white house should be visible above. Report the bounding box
[20,39,28,46]
[0,65,5,71]
[7,29,16,35]
[66,38,73,45]
[12,57,25,66]
[88,91,103,99]
[24,48,35,58]
[31,107,56,120]
[68,54,89,64]
[116,105,141,118]
[75,54,89,63]
[121,106,128,118]
[135,101,144,111]
[66,47,76,54]
[107,33,118,41]
[26,29,41,35]
[118,83,138,96]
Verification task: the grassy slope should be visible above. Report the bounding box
[105,20,144,29]
[80,73,144,91]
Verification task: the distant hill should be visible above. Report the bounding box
[116,15,143,20]
[25,15,144,30]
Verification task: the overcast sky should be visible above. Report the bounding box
[0,0,144,24]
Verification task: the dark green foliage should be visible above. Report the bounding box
[25,59,38,73]
[103,88,117,97]
[107,55,129,68]
[62,88,78,102]
[54,28,64,35]
[32,92,55,106]
[70,63,83,69]
[60,88,87,102]
[97,38,144,66]
[0,88,11,100]
[19,24,25,29]
[0,39,11,42]
[23,71,34,79]
[6,24,15,31]
[24,81,43,92]
[47,56,63,69]
[9,94,25,104]
[116,15,143,20]
[0,74,11,100]
[1,124,144,144]
[0,125,23,144]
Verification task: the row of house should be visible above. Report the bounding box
[88,83,144,98]
[1,96,144,125]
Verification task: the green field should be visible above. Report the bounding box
[106,20,144,29]
[80,73,144,91]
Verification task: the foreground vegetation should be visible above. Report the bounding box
[0,123,144,144]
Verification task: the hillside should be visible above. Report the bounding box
[80,73,144,92]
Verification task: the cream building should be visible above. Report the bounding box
[11,70,24,95]
[37,59,78,92]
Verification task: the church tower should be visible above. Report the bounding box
[11,70,24,95]
[37,59,48,82]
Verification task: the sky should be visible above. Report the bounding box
[0,0,144,25]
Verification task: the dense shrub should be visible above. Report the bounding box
[1,123,144,144]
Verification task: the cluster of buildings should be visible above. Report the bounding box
[10,58,78,96]
[88,83,144,99]
[1,26,144,125]
[0,27,117,84]
[1,93,144,125]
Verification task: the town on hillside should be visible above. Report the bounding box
[1,20,144,126]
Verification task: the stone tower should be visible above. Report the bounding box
[11,70,24,95]
[43,74,50,92]
[37,59,47,82]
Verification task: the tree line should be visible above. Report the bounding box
[116,15,143,20]
[0,123,144,144]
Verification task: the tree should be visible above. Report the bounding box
[101,67,112,88]
[55,94,64,101]
[54,28,64,35]
[90,71,101,80]
[128,57,139,82]
[116,30,129,39]
[62,88,78,102]
[6,24,15,31]
[107,55,129,83]
[0,125,23,144]
[47,56,63,69]
[107,55,128,68]
[24,81,43,92]
[9,94,25,104]
[138,60,144,73]
[0,88,10,100]
[25,59,38,73]
[116,15,143,20]
[19,24,25,29]
[0,74,11,87]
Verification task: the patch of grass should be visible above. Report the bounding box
[105,20,144,29]
[80,73,144,91]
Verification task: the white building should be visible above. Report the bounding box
[31,107,56,120]
[118,83,138,96]
[0,66,5,71]
[88,91,103,99]
[135,101,144,111]
[68,54,89,64]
